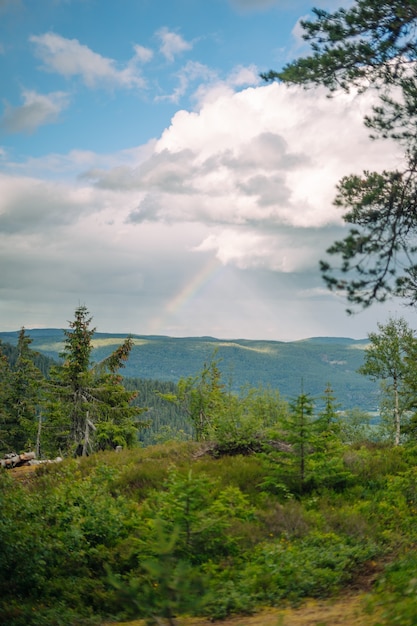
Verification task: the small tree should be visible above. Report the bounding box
[315,383,341,436]
[339,407,373,445]
[278,390,316,494]
[160,353,226,441]
[358,317,413,445]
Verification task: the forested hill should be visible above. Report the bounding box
[0,330,374,410]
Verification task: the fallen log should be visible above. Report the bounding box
[0,451,36,469]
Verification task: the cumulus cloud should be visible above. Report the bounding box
[156,27,193,62]
[0,77,405,339]
[194,226,337,272]
[79,81,403,282]
[228,65,261,87]
[89,83,400,234]
[30,32,146,89]
[1,89,69,133]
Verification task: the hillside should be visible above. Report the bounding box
[2,441,416,626]
[0,330,375,410]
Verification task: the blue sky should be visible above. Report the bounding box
[0,0,413,340]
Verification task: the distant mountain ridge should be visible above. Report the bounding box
[0,329,375,411]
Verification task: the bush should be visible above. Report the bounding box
[239,531,380,605]
[368,551,417,626]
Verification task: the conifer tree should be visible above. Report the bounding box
[315,383,341,437]
[263,1,417,309]
[0,330,44,454]
[9,328,45,454]
[0,345,13,452]
[45,305,147,456]
[279,390,316,494]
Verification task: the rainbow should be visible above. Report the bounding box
[149,256,223,334]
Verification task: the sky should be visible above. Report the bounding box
[1,0,415,341]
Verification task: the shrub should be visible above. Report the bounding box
[368,551,417,626]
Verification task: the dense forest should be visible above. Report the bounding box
[2,306,415,459]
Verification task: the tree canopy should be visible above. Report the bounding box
[358,317,414,444]
[263,0,417,310]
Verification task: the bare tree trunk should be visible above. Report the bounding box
[82,410,90,456]
[36,413,42,458]
[394,375,400,446]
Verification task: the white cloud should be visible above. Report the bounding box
[0,78,405,340]
[133,44,153,63]
[0,173,102,233]
[82,81,402,277]
[156,61,218,104]
[156,27,193,62]
[1,89,69,133]
[30,32,146,89]
[290,15,309,51]
[228,65,261,87]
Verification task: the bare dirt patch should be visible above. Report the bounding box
[105,593,379,626]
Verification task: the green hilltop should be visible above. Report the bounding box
[0,329,374,411]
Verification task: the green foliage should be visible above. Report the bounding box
[358,317,414,445]
[252,384,353,497]
[159,352,226,441]
[44,306,147,457]
[0,329,45,455]
[241,531,380,604]
[60,305,95,383]
[0,461,142,625]
[266,391,325,495]
[339,407,373,445]
[159,355,291,454]
[368,551,417,626]
[125,377,193,444]
[1,439,417,624]
[263,1,417,93]
[211,385,289,455]
[141,469,255,563]
[109,520,205,625]
[0,347,14,450]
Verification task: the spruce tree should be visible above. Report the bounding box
[9,328,45,454]
[45,305,147,457]
[0,330,44,455]
[279,390,316,494]
[0,345,13,453]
